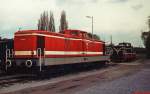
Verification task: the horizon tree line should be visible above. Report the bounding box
[38,10,68,32]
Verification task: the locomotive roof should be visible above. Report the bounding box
[15,29,86,34]
[15,29,104,42]
[15,29,86,38]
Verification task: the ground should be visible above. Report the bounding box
[0,59,150,94]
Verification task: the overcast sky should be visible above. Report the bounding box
[0,0,150,47]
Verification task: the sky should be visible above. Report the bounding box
[0,0,150,47]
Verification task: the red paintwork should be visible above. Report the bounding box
[124,53,136,61]
[14,30,105,58]
[14,35,37,50]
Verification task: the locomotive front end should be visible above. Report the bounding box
[14,30,44,69]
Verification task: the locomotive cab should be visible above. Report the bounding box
[14,30,45,68]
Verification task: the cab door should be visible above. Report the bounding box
[82,33,87,57]
[37,36,45,57]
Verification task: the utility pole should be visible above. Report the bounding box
[148,16,150,32]
[110,35,113,45]
[86,16,93,39]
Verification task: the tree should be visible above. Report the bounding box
[37,19,41,30]
[38,11,48,31]
[48,11,55,32]
[141,32,149,46]
[148,16,150,30]
[93,34,100,40]
[45,11,49,31]
[141,16,150,57]
[59,10,68,32]
[38,11,56,32]
[145,33,150,57]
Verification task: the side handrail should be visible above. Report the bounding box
[37,48,42,72]
[6,49,11,58]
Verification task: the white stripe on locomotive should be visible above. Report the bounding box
[15,51,103,55]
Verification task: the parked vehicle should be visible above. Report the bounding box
[107,42,136,62]
[0,39,13,70]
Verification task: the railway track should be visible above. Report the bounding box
[0,62,114,90]
[0,73,36,89]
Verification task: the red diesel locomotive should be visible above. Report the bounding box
[6,29,109,71]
